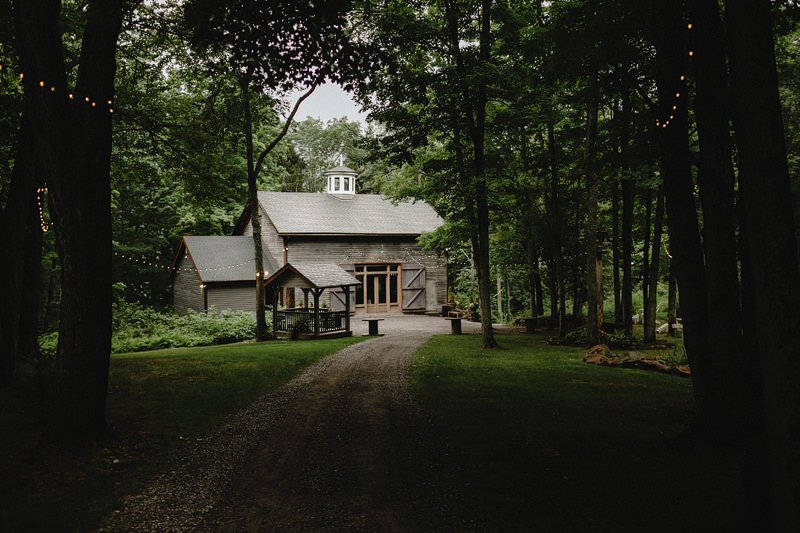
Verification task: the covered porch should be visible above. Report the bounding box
[264,262,360,339]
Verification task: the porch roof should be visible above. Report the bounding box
[263,262,359,290]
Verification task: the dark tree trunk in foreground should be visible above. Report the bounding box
[584,77,602,346]
[726,0,800,528]
[15,0,125,441]
[0,113,41,387]
[689,0,747,434]
[651,0,713,420]
[644,189,664,344]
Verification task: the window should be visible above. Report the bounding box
[334,177,340,191]
[344,177,350,191]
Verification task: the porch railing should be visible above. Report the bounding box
[273,308,348,335]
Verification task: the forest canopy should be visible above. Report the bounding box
[2,0,800,528]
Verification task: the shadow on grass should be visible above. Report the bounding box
[0,337,363,532]
[411,332,745,532]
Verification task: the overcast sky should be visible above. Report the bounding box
[285,82,369,126]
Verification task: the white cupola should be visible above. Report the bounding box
[324,164,358,197]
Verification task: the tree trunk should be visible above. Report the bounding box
[689,0,747,434]
[534,266,544,317]
[642,190,653,323]
[621,93,634,336]
[584,76,602,346]
[667,261,677,337]
[612,180,622,329]
[644,189,664,343]
[16,0,125,441]
[241,80,269,341]
[726,0,800,527]
[651,0,713,420]
[444,0,497,348]
[0,112,39,387]
[546,117,567,336]
[547,261,558,326]
[496,274,503,323]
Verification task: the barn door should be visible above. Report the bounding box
[401,264,426,311]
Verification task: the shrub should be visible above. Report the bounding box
[110,305,260,352]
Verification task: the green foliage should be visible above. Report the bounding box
[289,315,310,340]
[110,303,259,353]
[41,303,262,355]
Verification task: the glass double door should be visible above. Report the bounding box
[354,263,400,313]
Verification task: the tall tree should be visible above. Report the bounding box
[185,0,359,340]
[14,0,127,440]
[643,187,664,343]
[650,0,714,426]
[583,75,603,345]
[726,0,800,527]
[688,0,747,435]
[0,111,41,387]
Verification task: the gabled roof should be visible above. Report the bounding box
[264,262,360,290]
[172,236,279,283]
[255,191,443,236]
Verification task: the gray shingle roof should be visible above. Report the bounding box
[289,262,360,288]
[323,165,357,175]
[257,192,443,235]
[180,236,279,283]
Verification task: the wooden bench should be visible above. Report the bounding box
[362,318,384,336]
[444,317,462,335]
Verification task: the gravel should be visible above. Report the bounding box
[104,315,481,532]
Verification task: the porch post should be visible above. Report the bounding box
[343,285,351,333]
[272,286,279,334]
[313,288,321,336]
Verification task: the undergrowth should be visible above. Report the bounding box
[39,302,262,356]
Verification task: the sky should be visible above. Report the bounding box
[285,82,369,126]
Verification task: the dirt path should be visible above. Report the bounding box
[106,315,480,532]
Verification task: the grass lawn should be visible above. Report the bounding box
[0,336,362,532]
[411,332,745,532]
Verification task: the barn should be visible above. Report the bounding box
[172,165,447,316]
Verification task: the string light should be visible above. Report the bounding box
[113,251,257,274]
[36,187,49,232]
[0,63,115,114]
[655,21,694,131]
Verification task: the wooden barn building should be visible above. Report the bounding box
[171,165,447,316]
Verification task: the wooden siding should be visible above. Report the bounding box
[288,237,446,312]
[173,254,204,314]
[241,208,285,268]
[206,282,257,312]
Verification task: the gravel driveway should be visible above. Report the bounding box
[105,315,480,532]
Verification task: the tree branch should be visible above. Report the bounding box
[253,79,321,180]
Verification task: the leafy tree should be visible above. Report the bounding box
[185,0,363,340]
[14,0,129,441]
